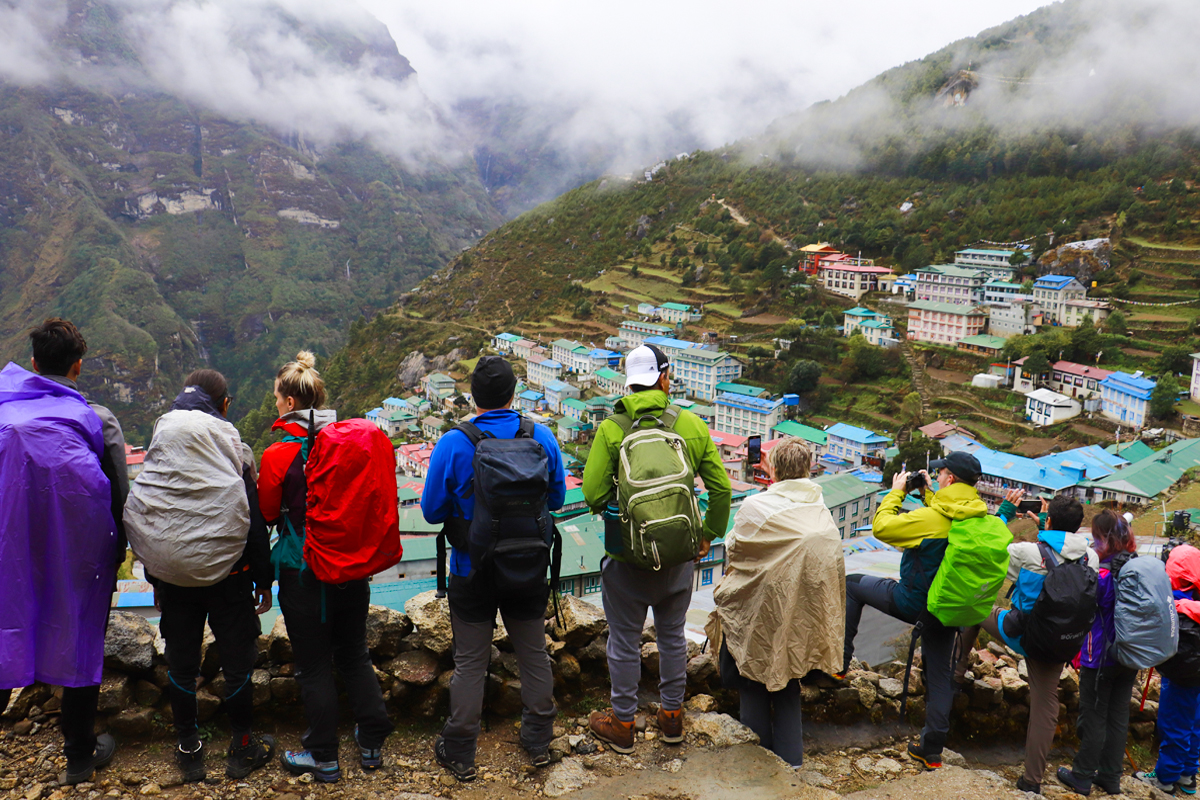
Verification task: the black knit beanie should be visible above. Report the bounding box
[471,356,517,409]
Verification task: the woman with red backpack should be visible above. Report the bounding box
[258,352,397,782]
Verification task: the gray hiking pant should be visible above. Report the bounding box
[601,556,693,721]
[441,604,557,764]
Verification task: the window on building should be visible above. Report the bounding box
[583,576,601,594]
[852,501,859,515]
[701,568,713,586]
[839,506,846,520]
[559,579,576,595]
[838,526,845,538]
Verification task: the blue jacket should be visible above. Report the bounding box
[420,409,567,576]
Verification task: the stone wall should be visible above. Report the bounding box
[0,591,1162,748]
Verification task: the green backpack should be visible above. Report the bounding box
[610,406,703,571]
[926,514,1013,627]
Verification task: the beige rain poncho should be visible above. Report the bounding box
[707,478,845,691]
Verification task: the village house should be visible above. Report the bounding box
[642,335,705,360]
[1192,353,1200,403]
[913,265,989,305]
[637,302,657,316]
[823,423,892,470]
[491,332,522,353]
[542,379,580,414]
[673,348,743,401]
[525,354,564,388]
[511,338,538,361]
[562,397,588,421]
[953,249,1019,281]
[1026,388,1082,426]
[709,429,749,483]
[551,339,590,372]
[982,280,1030,305]
[1089,438,1200,506]
[557,417,588,443]
[714,393,785,441]
[1062,299,1113,328]
[125,443,146,480]
[658,302,699,323]
[593,367,627,396]
[1100,371,1156,429]
[906,301,987,344]
[585,395,616,422]
[859,317,899,348]
[397,442,435,479]
[957,334,1008,358]
[988,301,1041,338]
[818,262,896,301]
[365,407,384,430]
[619,320,675,348]
[420,416,444,442]
[1032,275,1087,325]
[517,389,544,413]
[384,409,418,438]
[813,473,876,539]
[422,372,456,404]
[842,307,878,336]
[715,381,768,399]
[382,396,407,414]
[798,243,841,274]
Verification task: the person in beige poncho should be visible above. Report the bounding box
[708,437,845,766]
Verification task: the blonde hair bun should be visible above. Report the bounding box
[295,350,317,370]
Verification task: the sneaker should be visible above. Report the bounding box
[907,741,942,771]
[434,737,477,782]
[61,733,117,786]
[175,740,206,783]
[355,726,383,771]
[1056,766,1092,796]
[589,708,635,755]
[280,750,341,783]
[526,747,551,768]
[227,733,275,780]
[1015,776,1041,794]
[1179,774,1197,796]
[657,707,684,744]
[1136,771,1177,795]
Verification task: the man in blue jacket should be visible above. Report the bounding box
[421,356,566,782]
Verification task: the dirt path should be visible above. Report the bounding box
[717,199,793,251]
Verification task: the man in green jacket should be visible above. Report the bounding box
[842,450,987,771]
[582,344,731,754]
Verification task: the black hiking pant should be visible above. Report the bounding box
[278,569,394,763]
[158,571,261,741]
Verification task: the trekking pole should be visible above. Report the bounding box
[1140,668,1154,711]
[1126,746,1140,773]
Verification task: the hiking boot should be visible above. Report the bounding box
[589,708,635,755]
[526,746,552,768]
[226,733,275,780]
[907,741,942,770]
[61,733,117,786]
[1178,774,1197,796]
[1136,771,1177,795]
[280,750,341,783]
[1015,776,1041,794]
[434,737,477,782]
[657,707,684,744]
[175,740,206,783]
[1056,766,1092,796]
[355,726,383,770]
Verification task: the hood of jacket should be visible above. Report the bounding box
[929,482,989,521]
[1038,529,1094,562]
[272,408,337,437]
[765,478,825,504]
[614,389,669,419]
[1168,545,1200,623]
[171,385,225,419]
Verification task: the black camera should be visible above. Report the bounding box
[905,471,926,493]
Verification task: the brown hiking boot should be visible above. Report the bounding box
[589,708,635,754]
[657,707,684,744]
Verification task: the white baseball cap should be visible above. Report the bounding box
[624,344,670,388]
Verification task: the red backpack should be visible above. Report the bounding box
[303,418,402,583]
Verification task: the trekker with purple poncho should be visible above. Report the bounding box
[0,319,129,786]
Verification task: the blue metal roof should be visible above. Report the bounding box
[1036,445,1129,481]
[1101,371,1156,399]
[1034,275,1077,289]
[826,422,892,445]
[714,392,783,412]
[519,390,544,400]
[643,336,699,350]
[973,447,1079,491]
[543,379,573,392]
[383,396,405,405]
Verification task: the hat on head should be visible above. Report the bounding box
[928,450,982,483]
[471,356,517,409]
[624,344,670,388]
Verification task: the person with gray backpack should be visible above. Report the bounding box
[421,356,567,782]
[582,344,731,753]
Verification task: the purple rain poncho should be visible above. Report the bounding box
[0,362,118,688]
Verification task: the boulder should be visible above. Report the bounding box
[271,677,300,703]
[134,680,162,707]
[104,611,155,673]
[268,615,293,663]
[970,677,1003,708]
[685,694,717,713]
[687,712,759,747]
[800,685,823,704]
[877,677,904,699]
[388,650,441,686]
[851,676,877,708]
[196,687,220,722]
[108,707,156,737]
[902,668,924,697]
[396,351,432,391]
[641,620,657,643]
[251,670,272,707]
[555,654,581,682]
[486,676,524,717]
[1000,667,1029,703]
[548,735,571,763]
[493,614,511,650]
[365,606,412,659]
[641,642,660,676]
[543,757,596,798]
[98,671,133,713]
[943,748,967,768]
[552,594,608,647]
[686,651,717,688]
[577,634,608,662]
[405,591,454,656]
[199,625,220,678]
[4,684,52,719]
[1060,665,1080,694]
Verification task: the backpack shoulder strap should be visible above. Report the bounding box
[515,417,536,439]
[1036,540,1060,569]
[1110,551,1135,579]
[455,420,487,446]
[608,412,635,438]
[661,404,683,430]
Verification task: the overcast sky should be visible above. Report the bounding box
[363,0,1056,154]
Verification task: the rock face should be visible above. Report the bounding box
[405,591,454,656]
[687,713,760,747]
[542,757,596,797]
[268,615,293,663]
[396,351,432,390]
[387,650,440,686]
[104,612,155,673]
[553,593,608,646]
[365,605,413,659]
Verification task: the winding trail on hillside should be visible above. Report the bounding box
[716,199,793,251]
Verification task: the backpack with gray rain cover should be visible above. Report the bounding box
[1110,553,1178,669]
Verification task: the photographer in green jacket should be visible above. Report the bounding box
[582,344,731,753]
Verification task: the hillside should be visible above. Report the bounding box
[309,0,1200,427]
[0,0,501,437]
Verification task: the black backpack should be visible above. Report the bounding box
[1019,541,1098,663]
[1158,614,1200,687]
[436,417,561,598]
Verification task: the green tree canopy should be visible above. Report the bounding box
[882,437,945,485]
[786,360,823,394]
[1158,345,1192,376]
[1023,350,1050,378]
[1105,309,1128,336]
[1150,375,1181,419]
[819,310,837,329]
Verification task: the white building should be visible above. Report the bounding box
[673,349,743,401]
[1026,388,1082,426]
[913,265,989,305]
[1032,275,1087,325]
[981,281,1030,305]
[1192,353,1200,403]
[842,307,879,336]
[859,318,899,348]
[714,393,785,440]
[526,355,564,388]
[988,302,1041,338]
[492,332,521,353]
[819,263,896,301]
[619,320,675,348]
[954,249,1020,281]
[1100,371,1156,429]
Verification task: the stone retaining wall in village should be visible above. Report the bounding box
[1,591,1163,748]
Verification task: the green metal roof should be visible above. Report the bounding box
[908,300,987,316]
[1105,440,1155,464]
[715,381,767,397]
[675,349,735,363]
[595,367,624,381]
[558,417,585,430]
[554,515,608,578]
[772,420,829,445]
[400,534,438,560]
[397,486,421,503]
[660,302,691,312]
[563,397,587,412]
[551,338,580,350]
[844,307,877,317]
[916,265,988,279]
[958,334,1008,350]
[398,507,439,534]
[813,473,875,509]
[1089,438,1200,499]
